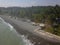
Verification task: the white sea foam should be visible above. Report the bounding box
[0,17,34,45]
[0,17,13,31]
[3,21,13,31]
[21,35,34,45]
[0,17,5,23]
[5,22,13,31]
[7,23,14,31]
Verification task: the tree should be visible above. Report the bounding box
[45,5,60,35]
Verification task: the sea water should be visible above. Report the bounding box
[0,17,34,45]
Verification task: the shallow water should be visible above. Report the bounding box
[0,17,33,45]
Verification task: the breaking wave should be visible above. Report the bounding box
[21,35,34,45]
[0,17,34,45]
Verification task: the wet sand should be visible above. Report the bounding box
[1,15,60,45]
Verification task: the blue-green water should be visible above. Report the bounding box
[0,17,33,45]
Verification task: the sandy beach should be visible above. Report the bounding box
[1,15,60,45]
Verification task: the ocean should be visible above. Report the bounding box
[0,17,34,45]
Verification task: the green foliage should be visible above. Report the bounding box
[0,5,60,36]
[19,10,26,18]
[32,14,45,23]
[45,26,54,33]
[45,5,60,35]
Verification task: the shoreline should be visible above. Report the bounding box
[2,17,43,45]
[1,15,60,45]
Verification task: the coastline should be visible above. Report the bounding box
[1,16,44,45]
[1,15,60,45]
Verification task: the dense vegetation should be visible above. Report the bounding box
[0,5,60,36]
